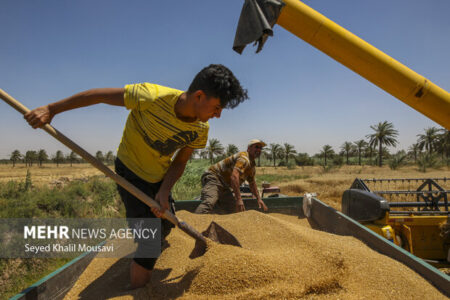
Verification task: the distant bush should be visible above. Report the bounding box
[389,152,407,170]
[321,164,335,173]
[0,180,27,199]
[286,161,296,169]
[417,153,438,172]
[295,153,314,166]
[332,156,344,167]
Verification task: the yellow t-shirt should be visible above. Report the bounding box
[117,83,209,183]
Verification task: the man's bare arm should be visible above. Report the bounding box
[24,88,125,129]
[249,180,268,211]
[231,169,245,212]
[152,147,194,217]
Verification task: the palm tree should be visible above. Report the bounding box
[257,147,265,167]
[366,121,398,167]
[54,150,64,167]
[373,146,392,166]
[37,149,48,167]
[67,151,79,167]
[263,150,272,165]
[95,151,104,163]
[105,151,115,165]
[269,143,282,167]
[320,145,334,166]
[25,150,38,167]
[340,141,354,165]
[417,127,440,154]
[354,140,367,165]
[199,149,209,160]
[10,150,22,167]
[436,128,450,162]
[365,143,375,165]
[408,143,420,163]
[283,143,296,165]
[207,138,224,164]
[226,144,239,156]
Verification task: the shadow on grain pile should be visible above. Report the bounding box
[65,211,446,300]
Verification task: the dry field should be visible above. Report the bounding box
[0,163,108,186]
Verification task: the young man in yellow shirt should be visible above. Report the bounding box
[24,64,248,289]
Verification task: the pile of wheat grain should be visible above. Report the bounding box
[65,211,446,299]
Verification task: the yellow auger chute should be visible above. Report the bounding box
[234,0,450,129]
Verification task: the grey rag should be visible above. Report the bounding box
[233,0,285,54]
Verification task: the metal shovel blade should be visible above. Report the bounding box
[189,221,242,258]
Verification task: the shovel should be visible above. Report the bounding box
[0,89,241,257]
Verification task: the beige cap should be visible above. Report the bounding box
[248,139,266,148]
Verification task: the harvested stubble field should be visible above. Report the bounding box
[0,164,107,186]
[64,211,447,299]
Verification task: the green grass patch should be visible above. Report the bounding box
[0,177,124,219]
[172,159,209,200]
[0,257,71,299]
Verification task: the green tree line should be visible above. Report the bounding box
[194,123,449,171]
[7,150,116,167]
[5,122,449,171]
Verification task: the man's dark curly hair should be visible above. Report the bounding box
[188,64,248,109]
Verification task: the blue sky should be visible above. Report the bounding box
[1,0,449,158]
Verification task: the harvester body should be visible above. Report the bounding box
[343,178,450,267]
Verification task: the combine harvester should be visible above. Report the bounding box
[8,0,450,298]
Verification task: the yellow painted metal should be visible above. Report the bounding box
[368,213,449,263]
[277,0,450,129]
[381,225,395,242]
[365,223,397,243]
